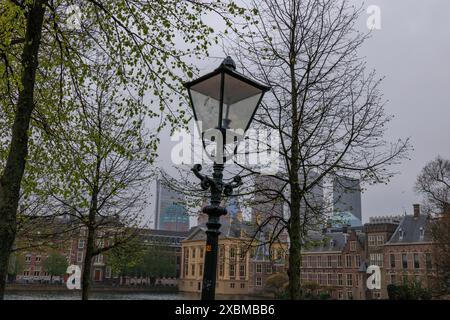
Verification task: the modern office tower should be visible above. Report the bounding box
[154,180,189,232]
[333,176,362,221]
[251,175,285,224]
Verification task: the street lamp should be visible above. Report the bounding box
[184,56,270,300]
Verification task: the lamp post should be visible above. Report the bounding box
[184,56,270,300]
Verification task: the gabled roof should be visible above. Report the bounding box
[385,214,432,245]
[302,231,348,253]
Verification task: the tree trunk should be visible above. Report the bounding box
[287,26,301,299]
[0,0,46,300]
[288,198,302,299]
[82,223,95,300]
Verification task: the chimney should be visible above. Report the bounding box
[413,204,420,218]
[342,225,348,234]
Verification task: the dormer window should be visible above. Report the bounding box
[419,227,425,240]
[330,239,335,248]
[399,228,404,241]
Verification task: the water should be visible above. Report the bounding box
[4,291,261,300]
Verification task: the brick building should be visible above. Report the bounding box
[383,204,436,298]
[69,227,189,284]
[363,216,400,299]
[301,227,367,300]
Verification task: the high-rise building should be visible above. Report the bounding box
[154,180,189,232]
[251,175,284,224]
[333,176,362,221]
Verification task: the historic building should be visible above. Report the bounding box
[362,216,400,299]
[179,215,287,296]
[301,227,367,300]
[68,227,190,284]
[383,204,436,298]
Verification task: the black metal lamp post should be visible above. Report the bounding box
[184,57,270,300]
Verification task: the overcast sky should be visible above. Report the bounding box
[147,0,450,225]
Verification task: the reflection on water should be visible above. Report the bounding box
[5,291,262,300]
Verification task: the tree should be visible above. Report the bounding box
[300,281,320,299]
[38,62,156,300]
[0,0,243,299]
[7,253,24,283]
[43,252,68,283]
[265,272,289,299]
[223,0,410,299]
[415,156,450,296]
[415,156,450,214]
[106,237,146,285]
[140,246,177,285]
[387,280,432,300]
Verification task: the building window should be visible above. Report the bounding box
[94,254,103,264]
[402,254,408,269]
[337,255,342,267]
[256,277,262,286]
[229,264,235,278]
[265,264,272,274]
[390,274,396,284]
[104,266,111,279]
[414,253,420,269]
[338,274,343,286]
[219,263,224,277]
[306,256,312,268]
[390,254,396,268]
[317,256,322,267]
[327,255,332,268]
[327,273,332,286]
[77,251,83,263]
[23,270,30,276]
[370,253,383,267]
[240,264,246,277]
[200,248,204,259]
[338,291,343,300]
[192,248,196,259]
[199,264,203,277]
[347,291,353,300]
[191,264,195,276]
[183,248,189,277]
[35,255,41,262]
[355,255,361,267]
[230,282,235,289]
[425,253,432,270]
[346,255,352,268]
[368,235,376,247]
[25,255,31,263]
[230,247,236,259]
[78,239,85,249]
[399,228,404,241]
[240,247,246,260]
[349,241,356,251]
[256,264,262,273]
[376,235,384,245]
[240,283,245,289]
[346,274,353,286]
[33,267,41,276]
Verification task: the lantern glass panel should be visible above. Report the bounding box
[189,73,222,132]
[221,74,263,132]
